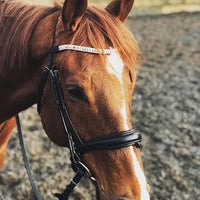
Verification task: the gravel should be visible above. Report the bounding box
[0,12,200,200]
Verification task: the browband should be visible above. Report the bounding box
[50,44,114,55]
[77,129,141,155]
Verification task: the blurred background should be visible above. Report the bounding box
[0,0,199,200]
[25,0,200,15]
[91,0,200,15]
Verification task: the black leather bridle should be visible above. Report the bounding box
[36,28,142,200]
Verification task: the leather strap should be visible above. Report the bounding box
[77,129,141,155]
[16,114,43,200]
[37,67,50,113]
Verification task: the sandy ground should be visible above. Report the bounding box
[0,12,200,200]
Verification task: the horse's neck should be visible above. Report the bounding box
[0,10,59,123]
[0,63,41,122]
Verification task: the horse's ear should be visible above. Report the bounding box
[105,0,134,22]
[62,0,87,31]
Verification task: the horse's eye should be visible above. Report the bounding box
[66,85,87,102]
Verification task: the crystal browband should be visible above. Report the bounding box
[50,44,114,55]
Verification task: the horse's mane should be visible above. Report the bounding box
[72,7,141,70]
[0,0,140,73]
[0,0,60,72]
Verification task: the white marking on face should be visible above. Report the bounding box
[106,50,129,130]
[106,51,149,199]
[120,102,129,130]
[106,50,124,84]
[130,146,150,200]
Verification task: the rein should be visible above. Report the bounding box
[16,28,142,200]
[16,114,43,200]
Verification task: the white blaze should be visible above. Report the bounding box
[106,50,129,130]
[106,50,150,200]
[130,147,150,200]
[106,50,124,84]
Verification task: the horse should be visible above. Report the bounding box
[0,0,150,199]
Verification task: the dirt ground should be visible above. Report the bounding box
[0,12,200,200]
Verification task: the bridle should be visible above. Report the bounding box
[36,26,142,200]
[17,27,142,200]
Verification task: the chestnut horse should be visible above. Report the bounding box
[0,0,150,199]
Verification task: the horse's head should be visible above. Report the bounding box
[34,0,150,199]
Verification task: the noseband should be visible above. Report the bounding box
[37,30,142,200]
